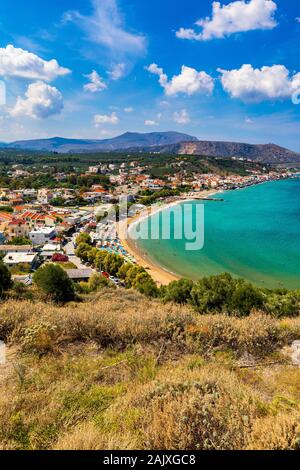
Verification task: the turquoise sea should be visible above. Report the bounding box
[132,178,300,290]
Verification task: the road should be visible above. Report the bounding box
[65,240,95,271]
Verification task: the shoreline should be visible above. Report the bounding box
[117,189,219,286]
[117,177,296,286]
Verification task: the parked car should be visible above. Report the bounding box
[101,271,110,279]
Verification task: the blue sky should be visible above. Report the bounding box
[0,0,300,150]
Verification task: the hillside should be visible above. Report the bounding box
[2,132,198,154]
[0,132,299,164]
[1,289,300,450]
[178,141,300,164]
[126,141,300,164]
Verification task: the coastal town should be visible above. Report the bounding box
[0,153,294,286]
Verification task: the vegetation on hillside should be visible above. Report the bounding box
[33,264,75,304]
[0,290,300,450]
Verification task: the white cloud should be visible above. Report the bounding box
[10,81,64,119]
[144,120,159,126]
[0,44,70,81]
[219,64,300,102]
[63,0,146,57]
[124,107,133,113]
[108,63,126,80]
[176,0,277,41]
[173,109,190,124]
[94,112,119,126]
[84,70,107,92]
[146,63,214,96]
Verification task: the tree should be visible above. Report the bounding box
[8,237,31,246]
[264,291,300,318]
[87,248,99,266]
[88,273,110,291]
[117,263,133,280]
[0,206,13,213]
[102,253,124,276]
[0,260,12,297]
[33,264,75,303]
[191,273,236,313]
[95,250,108,271]
[161,279,194,305]
[76,233,92,246]
[190,273,264,316]
[75,243,93,262]
[132,272,158,298]
[229,281,264,316]
[125,266,147,287]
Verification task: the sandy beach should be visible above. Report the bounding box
[117,190,219,286]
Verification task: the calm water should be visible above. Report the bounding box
[133,178,300,289]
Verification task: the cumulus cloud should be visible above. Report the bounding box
[94,112,119,126]
[176,0,277,41]
[108,63,126,80]
[146,64,214,96]
[0,44,70,81]
[144,120,159,126]
[173,109,190,124]
[124,107,133,113]
[10,81,64,119]
[63,0,146,57]
[219,64,300,102]
[84,70,107,92]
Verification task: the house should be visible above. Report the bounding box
[44,214,58,227]
[37,189,53,205]
[7,218,30,241]
[65,268,94,282]
[3,252,38,270]
[40,243,63,259]
[22,211,45,227]
[88,166,100,174]
[0,245,32,254]
[0,212,13,224]
[29,227,57,246]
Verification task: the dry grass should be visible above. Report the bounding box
[0,290,300,450]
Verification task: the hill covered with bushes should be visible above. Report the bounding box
[0,289,300,450]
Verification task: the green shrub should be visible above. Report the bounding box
[264,292,300,318]
[0,260,12,297]
[191,273,264,316]
[75,243,93,262]
[33,264,75,303]
[76,233,92,246]
[160,279,194,305]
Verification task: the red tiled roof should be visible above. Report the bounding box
[0,212,13,221]
[8,218,27,226]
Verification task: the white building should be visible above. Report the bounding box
[29,227,57,246]
[37,189,53,205]
[3,252,38,269]
[88,166,100,174]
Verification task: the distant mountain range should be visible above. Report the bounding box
[135,141,300,164]
[0,131,299,164]
[0,132,198,153]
